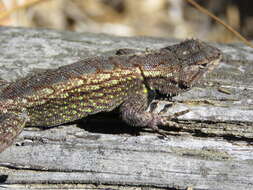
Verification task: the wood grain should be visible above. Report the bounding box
[0,27,252,190]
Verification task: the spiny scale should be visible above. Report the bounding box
[0,39,222,152]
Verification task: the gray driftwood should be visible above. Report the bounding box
[0,27,252,190]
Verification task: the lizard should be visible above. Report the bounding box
[0,39,222,153]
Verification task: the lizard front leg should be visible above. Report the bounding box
[119,85,187,136]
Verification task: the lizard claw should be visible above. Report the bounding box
[147,109,190,137]
[165,109,190,120]
[148,123,169,138]
[160,109,190,127]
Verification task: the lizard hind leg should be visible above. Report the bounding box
[0,111,28,153]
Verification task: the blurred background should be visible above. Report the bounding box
[0,0,253,42]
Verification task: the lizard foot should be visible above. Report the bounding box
[147,109,190,137]
[161,109,190,127]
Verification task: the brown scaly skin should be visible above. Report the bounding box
[0,39,222,153]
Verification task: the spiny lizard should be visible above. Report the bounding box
[0,39,222,153]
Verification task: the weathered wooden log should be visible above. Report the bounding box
[0,27,252,190]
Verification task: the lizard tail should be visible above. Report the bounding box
[0,111,28,153]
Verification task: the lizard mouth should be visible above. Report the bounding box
[206,57,221,71]
[200,56,222,78]
[199,55,221,68]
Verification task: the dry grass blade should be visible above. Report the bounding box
[185,0,253,49]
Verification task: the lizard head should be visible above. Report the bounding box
[143,39,222,97]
